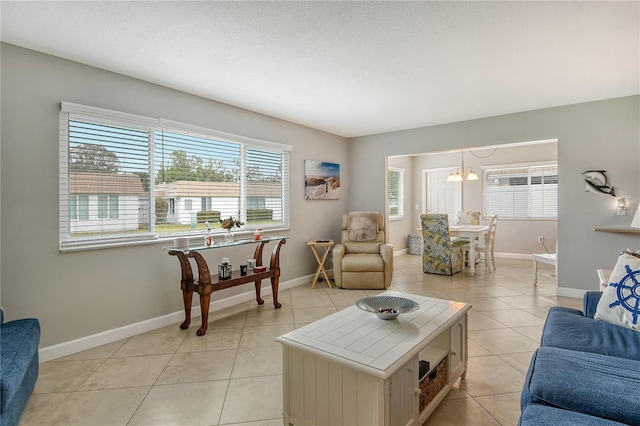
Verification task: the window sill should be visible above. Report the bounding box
[60,226,291,252]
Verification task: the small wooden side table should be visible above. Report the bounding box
[307,240,334,288]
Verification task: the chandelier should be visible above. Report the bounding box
[447,150,479,182]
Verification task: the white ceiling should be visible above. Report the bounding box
[1,1,638,138]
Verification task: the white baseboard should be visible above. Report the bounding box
[494,252,535,260]
[556,286,587,299]
[38,275,314,362]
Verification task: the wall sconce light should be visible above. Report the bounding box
[447,150,479,182]
[616,198,628,216]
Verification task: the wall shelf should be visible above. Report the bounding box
[593,226,640,234]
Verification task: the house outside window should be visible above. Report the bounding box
[59,102,291,251]
[388,167,404,219]
[483,163,558,219]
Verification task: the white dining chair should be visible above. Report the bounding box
[474,214,498,272]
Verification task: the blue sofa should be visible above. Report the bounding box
[0,308,40,426]
[519,292,640,425]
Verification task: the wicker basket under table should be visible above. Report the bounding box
[419,357,448,412]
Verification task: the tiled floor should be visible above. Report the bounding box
[20,255,575,426]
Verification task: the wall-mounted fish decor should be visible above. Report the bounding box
[582,170,616,197]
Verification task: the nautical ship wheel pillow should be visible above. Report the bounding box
[595,252,640,331]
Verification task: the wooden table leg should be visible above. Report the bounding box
[181,289,193,330]
[270,239,287,308]
[310,246,322,288]
[254,281,265,305]
[169,251,195,330]
[317,245,332,286]
[309,244,333,288]
[197,293,210,336]
[189,251,213,336]
[253,243,267,305]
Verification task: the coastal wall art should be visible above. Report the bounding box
[304,160,340,200]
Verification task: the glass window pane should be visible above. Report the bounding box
[78,195,89,220]
[98,195,108,219]
[109,195,119,219]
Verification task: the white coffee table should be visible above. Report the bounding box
[276,291,471,426]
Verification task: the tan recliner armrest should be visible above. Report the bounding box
[333,244,345,287]
[380,244,394,287]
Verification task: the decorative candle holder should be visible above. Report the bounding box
[218,258,232,280]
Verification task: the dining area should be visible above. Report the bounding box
[420,211,498,277]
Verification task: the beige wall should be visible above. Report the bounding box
[0,43,349,347]
[349,96,639,295]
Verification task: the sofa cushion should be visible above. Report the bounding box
[541,306,640,360]
[595,252,640,331]
[519,404,628,426]
[0,318,40,415]
[521,347,640,425]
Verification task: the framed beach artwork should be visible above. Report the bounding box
[304,160,340,200]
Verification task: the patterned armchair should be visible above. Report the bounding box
[421,214,466,275]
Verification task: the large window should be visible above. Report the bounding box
[388,167,405,219]
[483,163,557,219]
[59,102,291,251]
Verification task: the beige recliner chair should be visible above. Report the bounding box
[333,212,393,289]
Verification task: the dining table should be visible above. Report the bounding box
[449,225,489,276]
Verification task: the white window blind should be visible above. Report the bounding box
[59,102,291,251]
[483,164,557,219]
[388,167,404,219]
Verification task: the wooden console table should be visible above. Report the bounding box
[165,236,288,336]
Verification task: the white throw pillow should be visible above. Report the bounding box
[594,252,640,331]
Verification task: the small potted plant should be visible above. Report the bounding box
[220,216,244,243]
